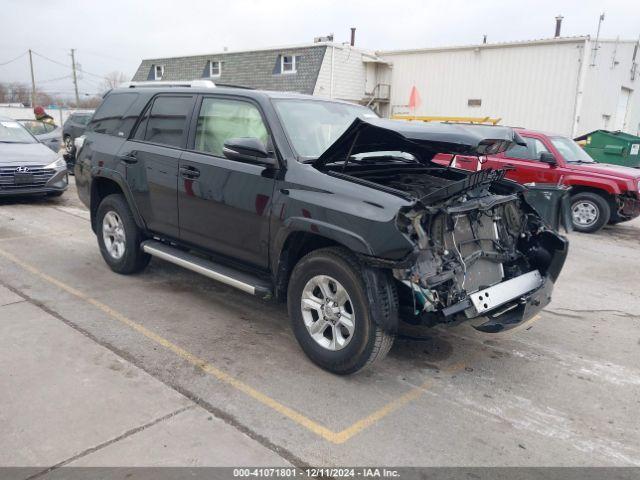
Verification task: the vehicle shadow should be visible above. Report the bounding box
[0,194,64,207]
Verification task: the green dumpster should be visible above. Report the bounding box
[575,130,640,168]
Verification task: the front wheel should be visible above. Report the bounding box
[64,135,75,155]
[96,194,150,274]
[287,247,396,375]
[570,192,610,233]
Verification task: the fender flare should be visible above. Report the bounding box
[564,176,622,195]
[279,217,375,256]
[90,167,147,232]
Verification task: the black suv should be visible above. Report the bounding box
[75,83,568,374]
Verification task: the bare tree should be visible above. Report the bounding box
[77,96,102,109]
[7,82,30,105]
[35,91,54,107]
[0,83,8,103]
[101,71,128,92]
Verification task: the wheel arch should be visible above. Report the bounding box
[272,230,345,302]
[569,185,617,216]
[90,174,145,233]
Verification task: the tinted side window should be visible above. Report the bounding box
[504,141,531,160]
[78,115,92,125]
[142,96,193,148]
[88,93,138,136]
[505,137,549,161]
[194,97,268,156]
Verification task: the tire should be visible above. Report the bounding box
[570,192,610,233]
[63,135,75,155]
[96,194,150,274]
[287,247,396,375]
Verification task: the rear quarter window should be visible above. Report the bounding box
[88,93,139,137]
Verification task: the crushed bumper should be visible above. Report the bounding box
[469,278,553,333]
[618,195,640,220]
[442,231,568,333]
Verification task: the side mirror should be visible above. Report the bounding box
[539,152,557,165]
[223,138,276,166]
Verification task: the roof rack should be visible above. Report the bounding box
[214,83,254,90]
[122,80,216,89]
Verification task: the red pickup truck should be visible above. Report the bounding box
[435,128,640,233]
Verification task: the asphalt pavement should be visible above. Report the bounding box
[0,178,639,469]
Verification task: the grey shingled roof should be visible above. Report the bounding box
[132,45,327,94]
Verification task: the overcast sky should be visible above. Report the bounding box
[2,0,639,99]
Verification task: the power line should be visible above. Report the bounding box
[38,74,73,84]
[31,50,107,80]
[0,51,27,66]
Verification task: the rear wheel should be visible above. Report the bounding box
[287,247,396,375]
[570,192,610,233]
[96,194,150,274]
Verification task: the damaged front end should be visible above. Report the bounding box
[314,117,568,333]
[394,169,568,332]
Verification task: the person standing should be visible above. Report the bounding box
[33,105,55,125]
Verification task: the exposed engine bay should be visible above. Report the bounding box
[330,162,568,332]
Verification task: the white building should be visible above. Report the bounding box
[133,35,640,138]
[380,36,640,137]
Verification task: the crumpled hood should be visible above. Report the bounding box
[313,117,526,167]
[0,142,59,166]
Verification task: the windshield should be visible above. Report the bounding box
[273,99,378,159]
[0,120,37,143]
[551,136,595,163]
[19,120,55,135]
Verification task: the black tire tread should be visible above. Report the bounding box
[570,191,611,233]
[288,246,396,374]
[96,194,150,274]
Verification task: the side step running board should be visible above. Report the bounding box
[141,240,272,299]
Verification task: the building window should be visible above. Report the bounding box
[467,98,482,107]
[154,65,164,81]
[209,60,221,78]
[281,55,296,74]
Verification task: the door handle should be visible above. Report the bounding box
[119,152,138,164]
[180,166,200,178]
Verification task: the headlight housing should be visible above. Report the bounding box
[45,157,67,170]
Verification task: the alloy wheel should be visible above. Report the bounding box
[300,275,355,351]
[102,211,126,260]
[572,200,599,227]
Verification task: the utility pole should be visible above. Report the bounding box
[70,49,80,106]
[28,49,36,107]
[591,13,605,66]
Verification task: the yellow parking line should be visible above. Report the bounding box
[0,246,461,444]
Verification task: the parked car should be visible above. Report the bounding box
[0,117,68,197]
[17,119,63,153]
[62,110,93,159]
[75,85,567,374]
[435,128,640,233]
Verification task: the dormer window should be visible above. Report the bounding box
[281,55,296,74]
[209,60,221,78]
[154,64,164,80]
